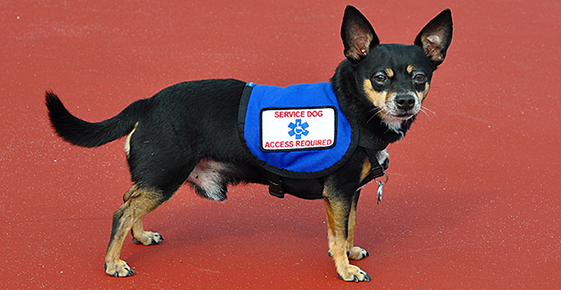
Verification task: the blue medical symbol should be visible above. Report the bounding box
[288,119,309,139]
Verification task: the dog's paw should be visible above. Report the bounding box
[329,247,369,260]
[337,265,371,282]
[104,260,134,277]
[348,246,369,260]
[132,231,164,246]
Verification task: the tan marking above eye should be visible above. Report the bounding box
[385,68,394,78]
[407,65,415,74]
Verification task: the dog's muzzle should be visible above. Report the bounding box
[394,94,416,111]
[386,93,420,120]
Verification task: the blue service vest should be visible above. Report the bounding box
[238,82,358,179]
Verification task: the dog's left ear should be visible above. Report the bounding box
[415,9,453,67]
[341,5,380,63]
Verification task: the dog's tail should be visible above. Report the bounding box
[45,91,146,147]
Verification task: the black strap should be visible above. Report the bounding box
[366,148,388,178]
[268,173,285,198]
[268,148,389,198]
[266,124,391,198]
[357,148,389,190]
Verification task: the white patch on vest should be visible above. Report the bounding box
[260,107,336,151]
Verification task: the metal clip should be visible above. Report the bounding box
[375,173,388,204]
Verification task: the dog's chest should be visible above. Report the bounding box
[238,82,358,179]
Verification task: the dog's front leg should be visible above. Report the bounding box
[323,178,371,282]
[347,191,369,261]
[345,156,379,261]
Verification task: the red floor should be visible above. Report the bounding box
[2,1,560,289]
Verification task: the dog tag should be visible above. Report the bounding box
[376,181,384,204]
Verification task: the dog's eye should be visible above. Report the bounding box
[373,74,388,83]
[414,73,426,82]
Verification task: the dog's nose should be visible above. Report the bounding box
[394,95,416,111]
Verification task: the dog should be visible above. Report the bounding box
[46,6,452,282]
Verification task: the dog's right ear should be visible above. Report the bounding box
[341,5,380,63]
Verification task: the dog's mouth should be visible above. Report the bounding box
[392,113,415,120]
[382,111,416,121]
[386,102,420,121]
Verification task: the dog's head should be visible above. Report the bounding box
[341,6,452,131]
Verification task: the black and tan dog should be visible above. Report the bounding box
[46,6,452,282]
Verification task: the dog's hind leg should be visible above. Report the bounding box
[104,185,168,277]
[122,187,165,246]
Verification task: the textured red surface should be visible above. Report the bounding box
[2,1,560,289]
